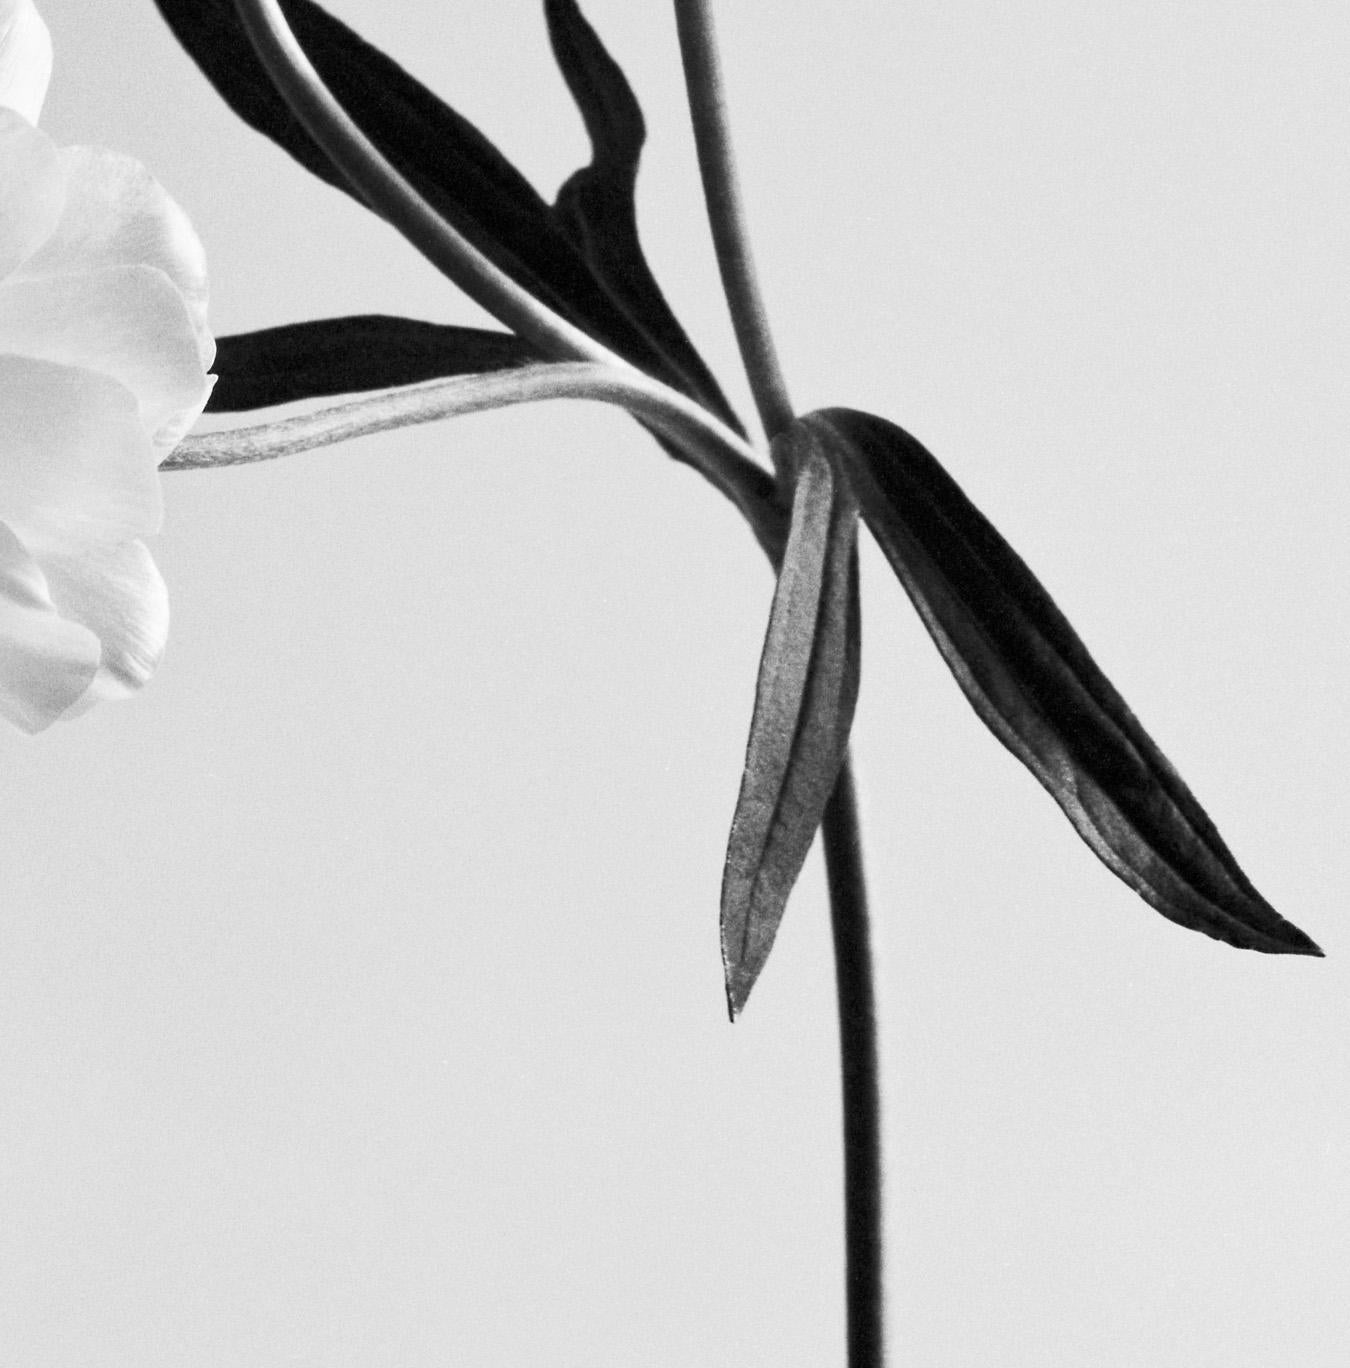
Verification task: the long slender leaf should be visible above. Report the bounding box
[722,425,861,1018]
[153,0,562,290]
[805,406,1320,957]
[543,0,742,435]
[208,315,537,411]
[153,0,734,415]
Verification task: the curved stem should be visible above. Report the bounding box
[231,0,618,366]
[229,0,778,540]
[673,0,795,446]
[168,364,786,562]
[822,755,885,1367]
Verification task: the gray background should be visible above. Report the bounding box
[5,1,1349,1363]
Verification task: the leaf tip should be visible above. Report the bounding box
[1272,923,1324,958]
[721,951,755,1021]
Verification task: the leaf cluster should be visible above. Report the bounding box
[156,0,1321,1019]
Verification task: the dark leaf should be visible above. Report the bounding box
[544,0,742,434]
[153,0,738,417]
[722,424,862,1018]
[805,406,1321,958]
[208,315,537,411]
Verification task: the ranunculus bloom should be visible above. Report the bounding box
[0,0,213,731]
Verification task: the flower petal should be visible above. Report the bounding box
[32,534,167,705]
[0,519,100,732]
[0,265,213,450]
[0,355,161,542]
[0,106,63,278]
[16,145,213,370]
[0,0,51,125]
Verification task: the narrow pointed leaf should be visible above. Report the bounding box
[544,0,742,434]
[805,406,1320,957]
[208,315,537,411]
[153,0,735,413]
[151,0,605,328]
[722,425,861,1018]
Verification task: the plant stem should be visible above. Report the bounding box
[676,2,886,1357]
[821,755,885,1367]
[229,0,781,548]
[231,0,621,367]
[234,0,882,1354]
[168,362,786,563]
[673,0,795,446]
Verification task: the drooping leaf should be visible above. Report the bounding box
[543,0,742,435]
[152,0,739,420]
[722,424,861,1018]
[804,406,1320,957]
[208,315,537,411]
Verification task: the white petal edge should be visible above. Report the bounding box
[0,519,99,732]
[0,265,214,451]
[0,0,50,125]
[0,106,62,278]
[0,355,161,544]
[34,535,168,706]
[16,144,214,371]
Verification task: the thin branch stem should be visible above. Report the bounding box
[229,0,781,542]
[821,755,885,1367]
[168,364,786,562]
[673,0,795,446]
[231,0,619,367]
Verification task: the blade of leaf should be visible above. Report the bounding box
[543,0,743,436]
[153,0,729,409]
[154,0,560,295]
[207,314,761,515]
[722,425,861,1018]
[805,406,1321,957]
[208,315,537,411]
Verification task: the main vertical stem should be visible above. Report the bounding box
[675,3,887,1362]
[822,756,885,1367]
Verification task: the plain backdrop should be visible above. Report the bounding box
[4,2,1349,1364]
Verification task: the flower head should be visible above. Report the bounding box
[0,0,213,732]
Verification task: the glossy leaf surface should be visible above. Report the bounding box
[154,0,736,418]
[805,406,1320,957]
[208,315,535,411]
[722,424,861,1018]
[544,0,740,433]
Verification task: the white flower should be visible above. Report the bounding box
[0,0,213,732]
